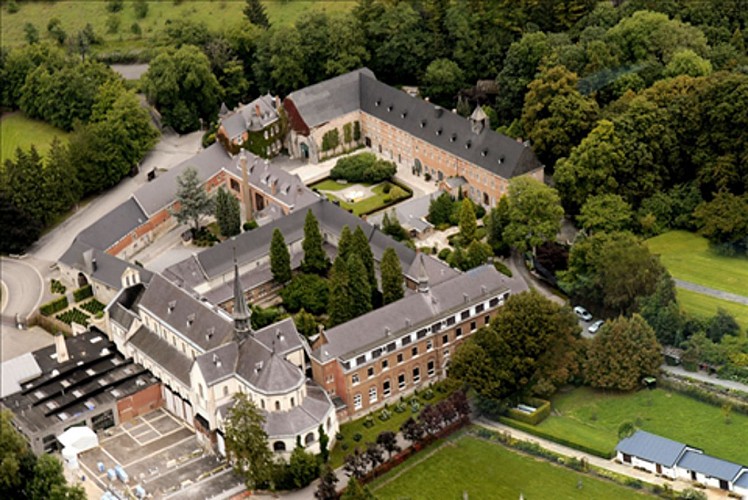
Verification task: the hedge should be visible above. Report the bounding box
[659,375,748,416]
[498,416,615,459]
[40,296,69,316]
[506,397,551,426]
[73,284,93,302]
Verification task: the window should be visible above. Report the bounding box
[455,327,462,338]
[442,334,449,345]
[427,339,433,351]
[411,346,418,357]
[397,353,404,364]
[273,441,286,452]
[261,399,266,409]
[446,316,456,326]
[387,342,397,352]
[383,380,391,397]
[230,179,241,192]
[401,335,411,346]
[372,348,382,359]
[352,374,360,385]
[198,384,204,398]
[290,397,295,407]
[485,315,490,325]
[356,355,366,365]
[369,386,378,403]
[489,297,499,308]
[382,359,389,371]
[444,348,450,358]
[461,309,470,320]
[417,329,427,339]
[428,360,435,377]
[275,401,281,411]
[431,322,442,333]
[367,367,375,378]
[470,321,477,332]
[398,374,406,390]
[476,303,485,313]
[354,393,362,410]
[413,367,421,384]
[223,386,228,397]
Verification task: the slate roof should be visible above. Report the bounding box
[107,283,147,331]
[59,241,153,290]
[195,343,238,386]
[253,317,304,357]
[367,193,438,234]
[735,471,748,488]
[285,68,374,128]
[359,72,542,180]
[222,94,279,139]
[264,382,334,437]
[315,265,523,363]
[615,430,689,468]
[137,274,234,353]
[75,198,148,250]
[129,325,193,386]
[678,450,744,482]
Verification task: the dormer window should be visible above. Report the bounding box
[497,154,505,165]
[187,313,195,327]
[168,300,176,313]
[375,98,381,107]
[435,128,442,136]
[420,120,426,128]
[387,105,393,112]
[450,133,457,143]
[481,149,488,157]
[401,111,407,118]
[465,140,472,149]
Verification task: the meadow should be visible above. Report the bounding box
[1,113,70,164]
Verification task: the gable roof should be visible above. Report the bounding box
[615,430,689,468]
[129,325,192,386]
[222,94,279,139]
[678,450,744,482]
[735,470,748,488]
[74,198,148,251]
[59,241,153,290]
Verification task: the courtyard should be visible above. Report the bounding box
[78,409,243,499]
[311,178,412,216]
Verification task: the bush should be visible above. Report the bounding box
[438,248,451,261]
[353,433,363,442]
[493,260,513,277]
[243,220,258,231]
[506,398,551,425]
[280,274,329,315]
[379,409,391,421]
[40,296,69,316]
[56,308,90,326]
[80,299,106,315]
[330,153,396,183]
[50,279,66,295]
[73,284,93,303]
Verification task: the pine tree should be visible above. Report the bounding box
[338,225,353,263]
[352,226,377,292]
[244,0,270,28]
[301,210,330,275]
[43,137,81,223]
[381,247,404,305]
[270,228,292,284]
[214,188,241,237]
[459,197,477,244]
[174,166,213,231]
[347,253,372,318]
[3,147,46,224]
[328,256,352,326]
[315,465,339,499]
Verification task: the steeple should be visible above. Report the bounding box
[232,245,252,339]
[417,254,430,293]
[469,105,488,135]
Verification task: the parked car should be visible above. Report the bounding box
[574,306,593,322]
[588,320,605,334]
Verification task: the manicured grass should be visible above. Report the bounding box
[1,113,69,164]
[646,230,748,297]
[677,288,748,333]
[330,385,450,468]
[311,178,368,192]
[313,180,412,216]
[369,435,648,499]
[1,1,355,51]
[531,387,748,464]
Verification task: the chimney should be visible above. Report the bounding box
[271,179,278,195]
[239,150,253,222]
[255,104,261,117]
[55,333,69,364]
[275,95,281,109]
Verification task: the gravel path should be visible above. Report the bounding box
[673,278,748,305]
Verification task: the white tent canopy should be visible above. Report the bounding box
[58,426,99,454]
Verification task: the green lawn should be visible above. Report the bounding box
[1,113,69,164]
[330,385,451,468]
[528,387,748,464]
[312,179,412,216]
[370,435,649,500]
[646,230,748,297]
[1,1,355,51]
[677,288,748,332]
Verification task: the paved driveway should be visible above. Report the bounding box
[0,257,44,320]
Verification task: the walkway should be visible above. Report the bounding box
[673,279,748,306]
[662,364,748,394]
[508,251,565,305]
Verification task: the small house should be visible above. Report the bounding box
[615,430,695,479]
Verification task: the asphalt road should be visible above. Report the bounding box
[0,258,43,321]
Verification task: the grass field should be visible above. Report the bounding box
[369,435,649,499]
[646,230,748,297]
[1,1,355,51]
[312,179,412,216]
[526,387,748,464]
[677,288,748,332]
[1,113,70,164]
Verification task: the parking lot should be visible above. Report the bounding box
[79,409,244,499]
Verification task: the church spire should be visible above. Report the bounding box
[232,245,252,339]
[417,253,429,293]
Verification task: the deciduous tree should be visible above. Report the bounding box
[173,167,213,231]
[315,465,338,499]
[504,177,564,255]
[577,193,632,234]
[224,393,274,489]
[421,58,465,107]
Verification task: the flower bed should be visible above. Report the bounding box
[56,308,90,326]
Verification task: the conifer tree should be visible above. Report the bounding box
[381,247,404,305]
[215,187,241,237]
[338,225,353,263]
[459,197,477,244]
[301,210,329,275]
[174,166,213,231]
[270,228,292,284]
[244,0,270,28]
[347,253,372,318]
[328,256,352,326]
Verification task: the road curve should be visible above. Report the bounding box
[0,258,44,322]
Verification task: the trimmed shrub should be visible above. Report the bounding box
[330,153,396,183]
[40,296,69,316]
[438,248,451,261]
[73,284,93,302]
[506,397,551,425]
[80,299,106,315]
[56,308,90,326]
[50,279,66,294]
[243,220,258,231]
[493,260,513,277]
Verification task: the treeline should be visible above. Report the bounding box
[0,43,158,254]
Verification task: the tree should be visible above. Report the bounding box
[364,442,384,470]
[244,0,270,29]
[618,421,636,439]
[664,49,713,78]
[466,240,491,269]
[585,314,662,391]
[0,192,42,254]
[504,177,564,255]
[706,309,741,343]
[46,18,66,45]
[224,392,274,489]
[352,226,377,293]
[348,253,372,318]
[173,167,213,231]
[577,194,632,234]
[270,228,292,284]
[428,192,454,226]
[2,146,46,224]
[400,417,424,445]
[324,15,369,78]
[341,476,375,499]
[318,424,330,463]
[288,446,319,489]
[215,188,241,238]
[342,447,367,479]
[421,58,465,107]
[484,196,511,256]
[694,192,748,255]
[329,256,353,327]
[142,45,222,133]
[294,309,318,338]
[381,211,409,242]
[338,225,354,263]
[315,465,339,499]
[376,431,400,459]
[23,23,39,44]
[252,26,307,95]
[301,210,330,275]
[449,290,582,401]
[380,247,404,305]
[134,0,148,19]
[458,198,477,244]
[281,274,329,315]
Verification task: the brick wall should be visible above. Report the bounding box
[117,383,164,423]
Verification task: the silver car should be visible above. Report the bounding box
[588,320,604,334]
[573,306,593,322]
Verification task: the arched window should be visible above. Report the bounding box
[305,432,315,446]
[273,441,286,452]
[198,384,204,398]
[275,401,281,411]
[290,397,295,407]
[223,386,229,397]
[261,399,265,409]
[326,417,331,431]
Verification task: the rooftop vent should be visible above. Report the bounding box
[255,361,263,373]
[463,293,469,303]
[384,327,391,336]
[401,111,407,118]
[435,128,442,136]
[187,313,195,326]
[465,140,472,149]
[497,155,505,165]
[450,133,457,143]
[168,300,176,313]
[481,285,487,295]
[420,120,427,128]
[206,327,215,341]
[387,104,393,112]
[375,98,381,107]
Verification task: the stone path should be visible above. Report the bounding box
[662,364,748,394]
[673,279,748,305]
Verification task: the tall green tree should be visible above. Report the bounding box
[0,193,42,254]
[341,476,375,500]
[225,393,274,490]
[288,446,319,489]
[323,15,369,78]
[244,0,270,29]
[694,192,748,254]
[328,256,353,327]
[253,27,307,95]
[427,192,454,226]
[347,253,372,318]
[585,314,662,391]
[42,138,80,223]
[301,210,330,275]
[315,465,338,499]
[504,177,564,255]
[2,147,46,224]
[270,228,292,284]
[484,196,511,256]
[577,194,632,234]
[421,58,465,107]
[173,167,213,231]
[352,226,377,294]
[338,225,354,263]
[215,188,241,238]
[458,197,477,244]
[380,247,404,305]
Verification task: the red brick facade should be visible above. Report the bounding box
[116,383,163,423]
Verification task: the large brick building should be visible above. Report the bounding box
[284,68,544,207]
